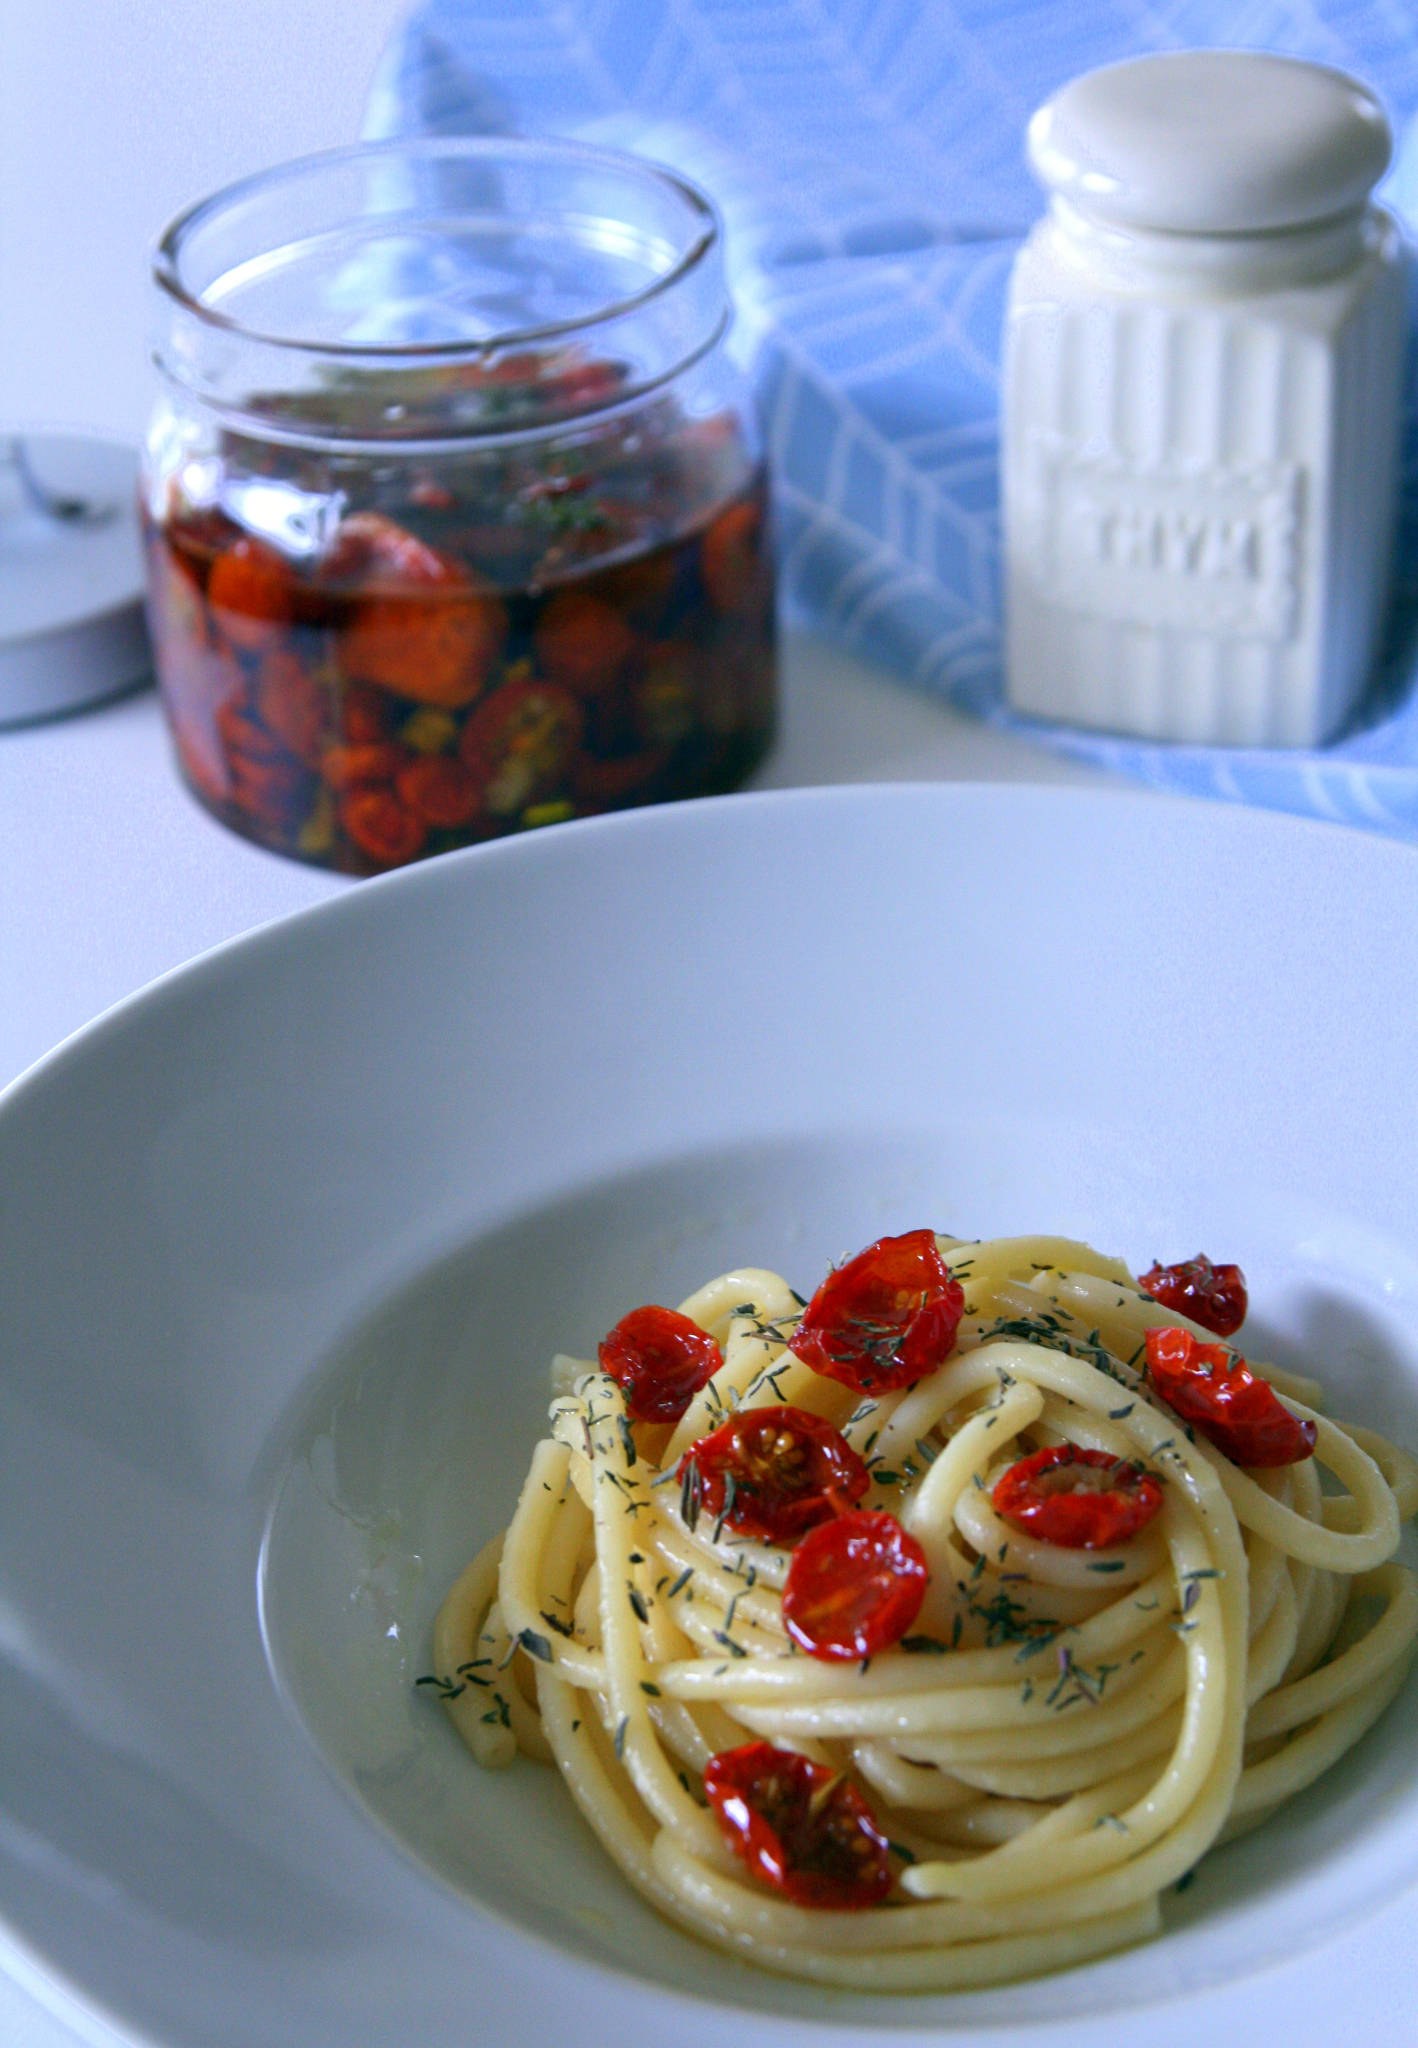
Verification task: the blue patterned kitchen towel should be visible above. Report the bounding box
[365,1,1418,836]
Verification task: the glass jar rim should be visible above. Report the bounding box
[151,133,722,361]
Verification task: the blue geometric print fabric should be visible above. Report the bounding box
[365,1,1418,836]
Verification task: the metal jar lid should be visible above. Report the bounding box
[0,430,151,728]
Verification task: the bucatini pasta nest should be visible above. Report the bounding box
[421,1231,1418,1991]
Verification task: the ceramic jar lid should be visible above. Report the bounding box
[1027,51,1392,234]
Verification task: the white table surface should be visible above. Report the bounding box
[3,5,1410,2044]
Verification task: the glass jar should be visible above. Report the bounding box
[142,138,775,873]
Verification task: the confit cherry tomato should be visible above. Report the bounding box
[328,512,505,710]
[149,567,241,803]
[703,1741,892,1908]
[992,1445,1163,1549]
[458,677,584,818]
[680,1405,870,1543]
[1139,1256,1248,1337]
[781,1509,927,1661]
[700,496,767,616]
[596,549,677,624]
[214,700,312,827]
[207,536,297,652]
[227,748,310,826]
[599,1305,721,1424]
[339,680,397,744]
[571,745,669,809]
[337,786,427,867]
[319,740,409,791]
[254,648,330,769]
[394,752,483,829]
[788,1230,964,1393]
[533,589,637,696]
[1144,1326,1317,1467]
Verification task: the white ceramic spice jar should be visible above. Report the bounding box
[1002,52,1406,747]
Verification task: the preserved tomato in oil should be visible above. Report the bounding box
[143,375,774,874]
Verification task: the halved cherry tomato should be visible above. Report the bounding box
[701,497,767,615]
[992,1445,1163,1549]
[1145,1326,1317,1467]
[409,475,456,510]
[338,786,427,867]
[703,1741,892,1908]
[320,740,408,791]
[533,589,638,696]
[149,582,241,803]
[595,550,677,623]
[254,648,330,769]
[228,752,311,825]
[155,508,240,592]
[459,677,583,817]
[788,1230,964,1393]
[341,585,502,709]
[462,348,545,387]
[206,536,297,652]
[328,512,505,709]
[339,681,397,744]
[781,1509,927,1661]
[680,1406,869,1543]
[215,699,283,766]
[1139,1256,1248,1337]
[570,746,668,808]
[216,696,313,828]
[599,1305,721,1424]
[394,753,483,828]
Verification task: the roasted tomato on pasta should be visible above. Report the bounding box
[780,1508,929,1660]
[704,1740,894,1907]
[787,1228,965,1391]
[421,1229,1418,1992]
[1144,1325,1318,1467]
[678,1405,870,1542]
[992,1444,1164,1549]
[1138,1255,1248,1337]
[598,1303,721,1423]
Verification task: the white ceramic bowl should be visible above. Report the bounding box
[2,783,1416,2048]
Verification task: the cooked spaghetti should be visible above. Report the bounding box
[421,1232,1418,1989]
